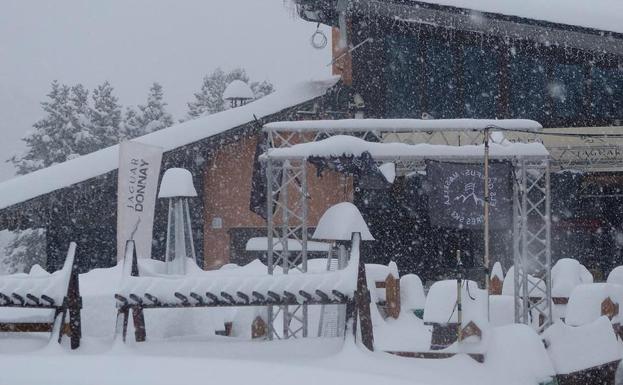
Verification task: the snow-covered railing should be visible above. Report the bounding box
[115,240,359,342]
[0,242,82,349]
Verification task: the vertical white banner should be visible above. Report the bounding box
[117,141,164,261]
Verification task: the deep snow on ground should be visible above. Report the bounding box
[0,261,558,385]
[0,334,525,385]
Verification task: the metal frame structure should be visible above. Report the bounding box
[263,119,554,334]
[512,158,552,332]
[265,158,309,339]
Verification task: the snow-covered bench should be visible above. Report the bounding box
[114,240,358,342]
[0,242,82,349]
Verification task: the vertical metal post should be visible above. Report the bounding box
[266,160,274,275]
[520,159,530,324]
[544,159,553,327]
[265,159,275,340]
[512,161,522,323]
[483,126,490,321]
[300,161,309,338]
[281,162,290,339]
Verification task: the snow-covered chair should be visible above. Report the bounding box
[423,279,487,350]
[489,262,504,295]
[400,274,425,318]
[0,242,82,349]
[551,258,593,320]
[565,283,623,339]
[607,266,623,286]
[543,317,621,384]
[365,262,400,319]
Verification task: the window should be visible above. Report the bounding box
[509,55,547,120]
[463,45,500,118]
[385,35,422,118]
[424,39,458,118]
[551,63,585,119]
[591,66,623,120]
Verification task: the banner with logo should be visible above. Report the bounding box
[426,161,512,229]
[116,141,164,261]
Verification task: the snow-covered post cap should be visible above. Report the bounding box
[158,168,197,198]
[223,80,254,108]
[312,202,374,241]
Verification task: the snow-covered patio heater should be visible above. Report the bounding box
[313,202,374,268]
[158,168,197,275]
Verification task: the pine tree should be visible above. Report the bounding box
[10,80,76,174]
[250,80,275,100]
[136,82,174,134]
[69,84,95,154]
[90,81,122,151]
[186,68,228,119]
[120,106,143,140]
[2,229,46,274]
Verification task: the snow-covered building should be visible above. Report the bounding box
[291,0,623,279]
[1,1,622,281]
[0,78,350,272]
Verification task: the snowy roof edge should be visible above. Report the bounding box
[0,76,340,211]
[407,0,623,36]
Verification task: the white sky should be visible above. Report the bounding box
[0,0,332,182]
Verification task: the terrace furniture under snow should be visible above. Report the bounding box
[400,274,426,319]
[114,240,358,342]
[0,242,82,349]
[542,317,621,385]
[423,280,487,353]
[565,283,623,339]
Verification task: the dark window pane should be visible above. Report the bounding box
[551,63,584,119]
[591,66,623,120]
[510,55,547,120]
[425,39,457,118]
[385,35,421,118]
[463,45,500,118]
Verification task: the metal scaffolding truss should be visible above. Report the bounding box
[265,123,542,148]
[265,158,309,339]
[513,158,553,332]
[262,119,553,334]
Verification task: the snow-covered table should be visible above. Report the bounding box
[115,240,359,342]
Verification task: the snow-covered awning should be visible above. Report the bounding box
[0,77,339,211]
[263,118,542,133]
[261,135,549,161]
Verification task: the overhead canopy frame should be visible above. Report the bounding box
[260,118,553,337]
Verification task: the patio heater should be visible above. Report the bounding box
[158,168,197,275]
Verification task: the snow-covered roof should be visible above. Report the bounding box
[223,80,254,100]
[0,77,339,211]
[264,118,542,133]
[262,135,549,161]
[414,0,623,35]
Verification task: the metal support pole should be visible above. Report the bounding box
[520,159,530,324]
[266,159,275,340]
[456,249,463,343]
[544,160,553,328]
[281,162,290,338]
[483,126,491,321]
